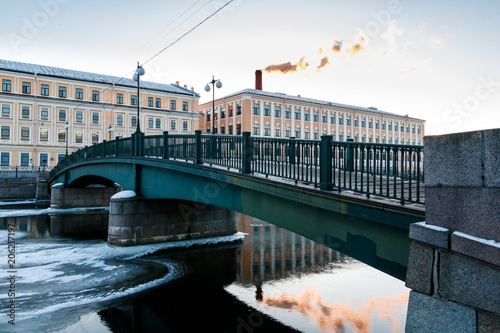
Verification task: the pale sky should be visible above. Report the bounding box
[1,0,499,135]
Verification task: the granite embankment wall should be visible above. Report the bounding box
[0,173,50,200]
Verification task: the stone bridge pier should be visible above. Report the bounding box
[405,129,500,332]
[50,183,121,209]
[108,191,237,246]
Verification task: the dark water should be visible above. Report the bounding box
[0,206,409,332]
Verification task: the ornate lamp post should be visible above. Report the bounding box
[133,62,145,133]
[204,76,222,134]
[107,125,114,141]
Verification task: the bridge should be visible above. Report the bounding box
[48,129,499,332]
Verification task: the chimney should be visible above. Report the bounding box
[255,70,262,90]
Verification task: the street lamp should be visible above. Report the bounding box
[107,125,114,141]
[64,121,69,156]
[204,76,222,134]
[133,62,145,133]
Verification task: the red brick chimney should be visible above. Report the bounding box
[255,70,262,90]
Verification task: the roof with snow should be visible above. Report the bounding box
[0,59,199,97]
[209,88,425,121]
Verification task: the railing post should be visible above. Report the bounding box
[195,130,202,164]
[103,140,107,157]
[115,136,119,156]
[346,138,354,172]
[92,143,96,158]
[320,135,333,190]
[289,137,296,165]
[242,132,252,174]
[131,132,136,156]
[163,131,169,159]
[137,132,144,156]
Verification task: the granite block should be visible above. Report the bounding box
[451,231,500,266]
[405,241,435,295]
[425,186,500,240]
[409,221,450,249]
[405,290,476,333]
[424,131,483,187]
[477,310,500,333]
[483,129,500,187]
[439,252,500,313]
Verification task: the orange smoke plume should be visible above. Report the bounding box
[316,56,329,71]
[346,37,366,55]
[264,56,310,74]
[263,289,409,333]
[332,40,342,52]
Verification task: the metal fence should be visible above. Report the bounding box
[0,166,51,179]
[50,131,424,205]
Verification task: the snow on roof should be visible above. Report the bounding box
[111,190,137,200]
[0,59,199,97]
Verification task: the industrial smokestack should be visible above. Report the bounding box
[255,70,262,90]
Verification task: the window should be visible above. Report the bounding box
[156,98,161,108]
[228,106,233,117]
[1,153,9,166]
[148,117,154,128]
[183,101,189,111]
[253,124,259,135]
[41,84,49,96]
[58,154,65,163]
[170,100,176,110]
[375,120,380,129]
[285,126,291,138]
[338,115,343,125]
[228,125,233,134]
[75,88,83,100]
[322,113,327,123]
[285,108,291,119]
[131,95,137,106]
[221,108,225,119]
[361,119,366,128]
[75,131,83,143]
[275,126,281,137]
[131,116,137,127]
[220,127,225,134]
[417,126,421,134]
[156,118,161,129]
[236,104,241,115]
[92,90,99,101]
[313,130,319,140]
[407,125,411,133]
[75,110,83,123]
[2,104,11,117]
[275,106,281,118]
[21,127,30,141]
[20,153,29,167]
[313,111,319,122]
[382,122,386,130]
[206,113,210,121]
[92,132,99,144]
[116,114,123,126]
[1,126,10,139]
[264,105,270,117]
[264,124,271,136]
[58,129,66,142]
[236,124,241,135]
[388,122,392,131]
[40,128,48,142]
[354,118,359,127]
[92,112,99,124]
[401,124,404,132]
[116,93,123,104]
[330,113,335,124]
[346,116,351,126]
[22,82,31,94]
[170,119,176,130]
[40,108,49,120]
[58,109,66,122]
[412,125,416,134]
[253,104,260,115]
[2,79,11,92]
[148,97,154,107]
[295,128,301,138]
[40,153,48,167]
[21,106,30,119]
[183,120,188,131]
[59,86,67,98]
[304,110,310,121]
[304,129,310,139]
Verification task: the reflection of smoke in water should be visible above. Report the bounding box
[262,288,408,333]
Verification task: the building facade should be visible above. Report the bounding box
[200,72,425,144]
[0,59,200,168]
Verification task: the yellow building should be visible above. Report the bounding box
[0,59,200,168]
[200,70,425,144]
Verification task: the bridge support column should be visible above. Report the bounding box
[50,183,121,208]
[405,129,500,332]
[108,191,237,246]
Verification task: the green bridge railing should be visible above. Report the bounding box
[50,131,424,205]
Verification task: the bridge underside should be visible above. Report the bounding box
[50,157,424,280]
